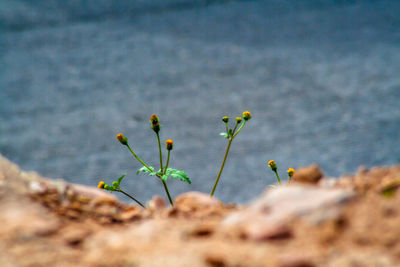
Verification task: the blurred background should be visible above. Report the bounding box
[1,0,400,203]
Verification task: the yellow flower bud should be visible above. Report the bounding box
[166,139,174,150]
[242,111,252,121]
[97,181,105,189]
[116,133,128,145]
[222,116,229,123]
[267,160,277,172]
[236,117,242,123]
[287,168,295,177]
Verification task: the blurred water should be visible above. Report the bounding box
[1,0,400,203]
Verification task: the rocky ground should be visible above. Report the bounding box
[1,154,400,267]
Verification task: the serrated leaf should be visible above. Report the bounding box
[136,166,155,175]
[163,168,191,184]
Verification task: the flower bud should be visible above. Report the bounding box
[166,139,174,150]
[287,168,295,177]
[97,181,105,189]
[116,133,128,145]
[149,114,159,125]
[222,116,229,123]
[151,122,160,133]
[268,160,277,172]
[236,117,242,123]
[242,111,252,121]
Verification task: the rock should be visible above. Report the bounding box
[147,195,167,211]
[175,191,221,211]
[291,164,324,184]
[1,154,400,267]
[223,185,355,241]
[173,191,225,218]
[278,253,315,267]
[204,255,226,267]
[0,155,21,181]
[61,227,91,246]
[116,206,142,221]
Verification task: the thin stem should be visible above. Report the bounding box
[162,180,174,205]
[118,189,145,208]
[211,138,233,197]
[232,121,240,135]
[155,133,173,205]
[274,170,282,185]
[126,144,154,173]
[156,133,164,173]
[224,122,229,134]
[232,120,246,138]
[164,150,171,175]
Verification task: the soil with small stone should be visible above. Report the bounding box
[1,154,400,267]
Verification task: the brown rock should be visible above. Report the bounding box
[147,195,167,212]
[291,164,324,184]
[278,254,315,267]
[61,227,91,246]
[175,191,221,211]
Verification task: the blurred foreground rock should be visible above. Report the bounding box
[1,154,400,266]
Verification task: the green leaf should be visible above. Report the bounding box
[136,166,155,175]
[228,129,233,137]
[219,132,228,138]
[163,168,191,184]
[104,184,116,192]
[117,174,126,185]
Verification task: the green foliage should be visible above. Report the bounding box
[102,174,126,192]
[136,166,157,176]
[211,111,252,197]
[219,132,229,138]
[137,166,191,184]
[162,168,191,184]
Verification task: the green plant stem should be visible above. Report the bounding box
[126,144,154,173]
[154,133,174,206]
[164,150,171,175]
[161,180,174,205]
[224,122,229,134]
[127,143,173,205]
[274,170,282,185]
[156,133,164,173]
[232,121,246,138]
[118,189,145,208]
[232,121,239,135]
[211,138,233,197]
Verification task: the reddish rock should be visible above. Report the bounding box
[291,164,324,184]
